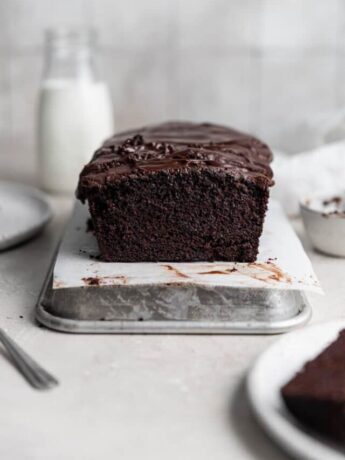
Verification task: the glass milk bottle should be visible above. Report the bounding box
[38,29,114,194]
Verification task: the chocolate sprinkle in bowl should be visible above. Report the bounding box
[300,193,345,257]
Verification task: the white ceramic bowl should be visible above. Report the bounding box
[300,194,345,257]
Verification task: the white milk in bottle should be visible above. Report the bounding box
[38,30,114,194]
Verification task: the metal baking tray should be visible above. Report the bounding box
[36,263,312,334]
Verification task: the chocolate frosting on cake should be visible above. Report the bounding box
[77,121,273,200]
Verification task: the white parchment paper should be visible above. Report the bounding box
[53,200,322,293]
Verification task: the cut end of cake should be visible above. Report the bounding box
[77,121,274,263]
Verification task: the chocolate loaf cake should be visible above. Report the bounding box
[77,122,273,262]
[281,330,345,445]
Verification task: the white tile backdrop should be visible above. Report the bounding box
[0,0,343,183]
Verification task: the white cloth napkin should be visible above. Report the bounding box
[271,141,345,216]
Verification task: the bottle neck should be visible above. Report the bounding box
[43,30,98,81]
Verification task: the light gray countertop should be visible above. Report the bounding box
[0,197,344,460]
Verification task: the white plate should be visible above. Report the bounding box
[0,180,52,250]
[247,320,345,460]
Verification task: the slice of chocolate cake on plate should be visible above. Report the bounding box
[77,121,273,262]
[282,329,345,445]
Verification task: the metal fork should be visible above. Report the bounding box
[0,328,59,390]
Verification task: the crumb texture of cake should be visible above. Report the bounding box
[281,329,345,445]
[77,121,274,262]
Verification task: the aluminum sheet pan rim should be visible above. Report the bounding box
[36,256,313,335]
[36,300,311,335]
